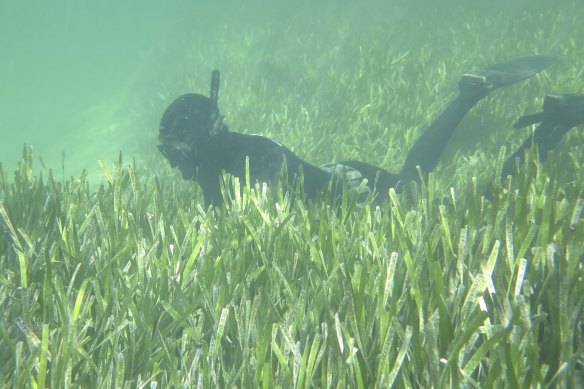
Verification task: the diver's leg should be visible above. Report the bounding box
[500,122,571,179]
[397,55,560,183]
[398,91,482,182]
[501,93,584,178]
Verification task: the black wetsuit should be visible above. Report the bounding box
[180,89,485,206]
[162,56,581,206]
[183,132,331,203]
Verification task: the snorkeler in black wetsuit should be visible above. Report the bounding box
[157,55,584,206]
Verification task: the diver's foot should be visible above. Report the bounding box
[514,93,584,128]
[459,55,561,97]
[542,93,584,126]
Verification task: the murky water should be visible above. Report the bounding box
[1,0,582,182]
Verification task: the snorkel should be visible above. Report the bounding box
[210,69,220,108]
[208,69,226,136]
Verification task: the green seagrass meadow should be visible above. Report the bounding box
[1,1,583,387]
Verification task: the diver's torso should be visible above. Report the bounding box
[191,132,389,205]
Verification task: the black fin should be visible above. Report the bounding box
[513,112,549,128]
[461,55,561,90]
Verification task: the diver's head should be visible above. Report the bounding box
[158,70,226,169]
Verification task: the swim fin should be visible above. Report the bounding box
[460,55,561,92]
[514,93,584,128]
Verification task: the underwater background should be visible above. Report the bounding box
[1,0,582,183]
[1,1,584,387]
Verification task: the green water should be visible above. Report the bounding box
[0,0,582,182]
[1,1,584,386]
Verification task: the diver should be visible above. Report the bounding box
[157,55,584,206]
